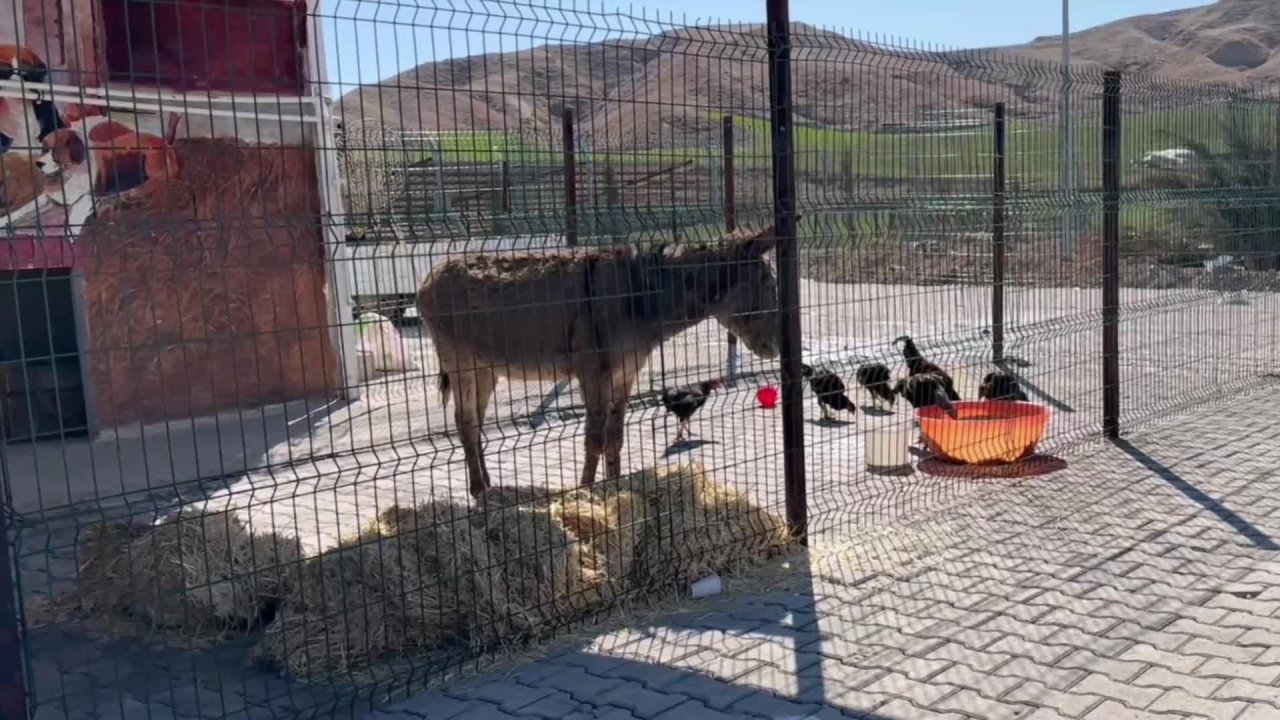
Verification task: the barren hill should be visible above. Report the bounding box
[336,0,1278,145]
[1010,0,1280,81]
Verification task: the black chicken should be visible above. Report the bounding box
[893,335,961,401]
[802,363,857,421]
[893,373,958,419]
[979,371,1028,402]
[661,379,722,442]
[855,363,896,409]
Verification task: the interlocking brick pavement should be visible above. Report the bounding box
[373,392,1280,720]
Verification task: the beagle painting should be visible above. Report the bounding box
[59,102,180,195]
[0,44,62,155]
[4,128,95,237]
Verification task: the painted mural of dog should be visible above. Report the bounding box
[58,102,182,197]
[3,128,95,236]
[0,44,62,155]
[2,99,183,237]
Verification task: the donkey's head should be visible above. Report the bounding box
[714,225,781,359]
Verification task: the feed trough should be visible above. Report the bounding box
[917,401,1050,464]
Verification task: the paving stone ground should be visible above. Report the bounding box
[12,284,1280,719]
[373,391,1280,720]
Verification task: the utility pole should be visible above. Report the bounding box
[1060,0,1075,261]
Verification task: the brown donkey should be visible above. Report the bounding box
[417,225,782,497]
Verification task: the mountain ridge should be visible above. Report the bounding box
[336,0,1279,144]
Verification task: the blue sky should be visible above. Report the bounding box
[319,0,1211,93]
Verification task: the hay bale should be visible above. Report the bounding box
[125,511,302,632]
[256,501,518,677]
[629,463,792,585]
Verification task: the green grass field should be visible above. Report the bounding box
[347,104,1278,252]
[410,105,1277,189]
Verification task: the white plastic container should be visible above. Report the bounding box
[866,425,912,470]
[690,574,723,599]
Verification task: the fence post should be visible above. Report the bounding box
[501,159,512,214]
[562,110,578,247]
[603,164,619,239]
[0,448,26,720]
[992,103,1006,364]
[722,115,741,385]
[766,0,806,544]
[670,181,679,242]
[1102,71,1122,439]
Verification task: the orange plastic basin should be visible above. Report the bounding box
[917,401,1050,464]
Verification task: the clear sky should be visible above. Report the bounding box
[319,0,1212,92]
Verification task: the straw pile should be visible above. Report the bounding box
[75,520,150,615]
[76,511,301,637]
[67,462,793,677]
[256,501,515,676]
[550,487,646,585]
[626,464,793,585]
[477,502,600,623]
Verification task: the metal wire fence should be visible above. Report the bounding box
[1,0,1279,718]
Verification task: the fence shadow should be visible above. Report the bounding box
[1112,438,1278,550]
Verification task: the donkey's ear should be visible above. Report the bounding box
[735,224,777,259]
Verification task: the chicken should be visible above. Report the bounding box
[893,373,958,419]
[660,379,721,442]
[978,371,1029,402]
[893,335,961,401]
[801,363,857,421]
[855,363,895,409]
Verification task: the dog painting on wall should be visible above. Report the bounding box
[0,44,63,155]
[59,103,181,197]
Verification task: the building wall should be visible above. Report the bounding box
[0,0,339,429]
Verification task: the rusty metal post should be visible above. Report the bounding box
[722,115,741,384]
[562,110,578,247]
[992,102,1007,364]
[766,0,806,544]
[1102,71,1122,439]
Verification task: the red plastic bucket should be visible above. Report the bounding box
[756,386,779,409]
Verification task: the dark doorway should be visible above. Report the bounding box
[0,269,89,442]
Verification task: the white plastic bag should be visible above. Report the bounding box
[355,312,417,375]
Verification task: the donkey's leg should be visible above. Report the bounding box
[452,368,498,497]
[603,371,639,482]
[578,374,608,487]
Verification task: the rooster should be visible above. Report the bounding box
[802,363,857,421]
[978,371,1028,402]
[893,335,960,401]
[855,363,896,409]
[661,379,721,442]
[893,373,958,419]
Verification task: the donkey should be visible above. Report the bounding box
[417,225,782,497]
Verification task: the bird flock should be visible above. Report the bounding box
[661,334,1031,441]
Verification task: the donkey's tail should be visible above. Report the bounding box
[438,372,451,406]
